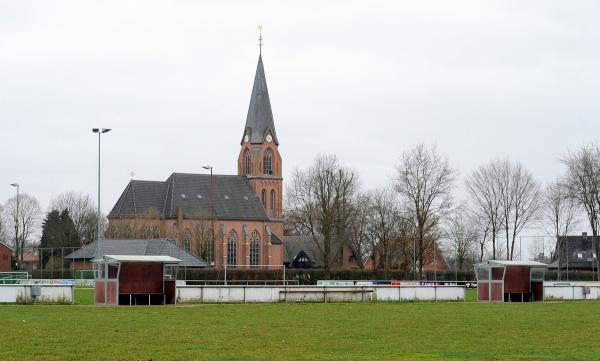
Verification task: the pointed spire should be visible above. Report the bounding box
[243,53,278,145]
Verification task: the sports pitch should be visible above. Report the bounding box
[1,289,599,361]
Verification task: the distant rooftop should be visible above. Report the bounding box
[66,239,209,268]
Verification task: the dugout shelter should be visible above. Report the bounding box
[92,255,180,306]
[474,260,546,302]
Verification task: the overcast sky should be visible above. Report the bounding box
[1,1,599,228]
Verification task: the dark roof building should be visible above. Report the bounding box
[109,174,269,221]
[284,235,341,268]
[106,47,285,270]
[548,233,598,271]
[66,239,209,268]
[283,235,360,269]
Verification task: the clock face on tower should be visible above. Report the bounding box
[244,135,249,143]
[266,134,272,143]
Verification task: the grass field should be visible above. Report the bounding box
[1,288,599,360]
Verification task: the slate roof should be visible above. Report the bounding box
[283,234,342,268]
[109,173,269,221]
[65,239,209,268]
[242,54,278,145]
[548,234,599,270]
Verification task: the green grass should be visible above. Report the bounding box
[1,300,600,360]
[466,288,477,302]
[74,287,94,305]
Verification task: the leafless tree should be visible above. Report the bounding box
[49,191,103,245]
[543,181,580,240]
[445,205,479,271]
[468,208,491,262]
[542,180,580,278]
[3,193,41,269]
[394,144,456,276]
[346,192,372,269]
[0,205,9,244]
[285,154,359,272]
[467,159,540,260]
[497,160,541,260]
[465,161,504,260]
[365,187,404,277]
[562,144,600,274]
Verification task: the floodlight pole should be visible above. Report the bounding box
[10,183,20,269]
[93,128,111,257]
[203,165,220,283]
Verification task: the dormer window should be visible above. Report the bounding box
[263,150,273,175]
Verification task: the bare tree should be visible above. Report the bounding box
[3,193,41,269]
[543,181,580,240]
[0,205,8,244]
[465,161,504,260]
[285,154,359,272]
[366,187,403,277]
[543,180,580,278]
[49,191,99,245]
[445,206,479,271]
[394,144,456,276]
[346,192,372,269]
[498,160,541,260]
[468,208,491,262]
[467,159,540,260]
[562,144,600,274]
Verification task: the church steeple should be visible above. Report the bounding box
[242,54,279,145]
[237,37,283,220]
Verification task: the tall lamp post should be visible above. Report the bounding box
[202,165,215,239]
[10,183,20,269]
[202,166,219,280]
[92,128,111,256]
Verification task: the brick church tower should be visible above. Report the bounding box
[237,53,282,220]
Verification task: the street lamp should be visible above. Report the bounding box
[202,165,219,278]
[92,128,111,256]
[10,183,20,269]
[201,166,215,235]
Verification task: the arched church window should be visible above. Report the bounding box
[227,230,237,266]
[263,150,273,175]
[245,149,252,175]
[261,190,266,206]
[250,231,260,267]
[270,189,275,211]
[183,228,192,252]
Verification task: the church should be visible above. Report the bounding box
[106,51,284,270]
